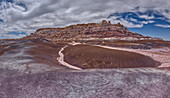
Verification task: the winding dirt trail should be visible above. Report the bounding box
[57,46,82,70]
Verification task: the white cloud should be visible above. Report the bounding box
[140,20,155,24]
[129,18,138,23]
[0,0,170,39]
[0,33,26,39]
[155,24,170,28]
[118,19,143,28]
[107,17,143,28]
[138,14,155,19]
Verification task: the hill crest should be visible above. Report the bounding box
[23,20,162,41]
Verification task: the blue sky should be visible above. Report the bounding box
[0,0,170,40]
[108,11,170,40]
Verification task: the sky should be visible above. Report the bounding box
[0,0,170,41]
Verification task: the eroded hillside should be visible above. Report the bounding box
[24,20,162,41]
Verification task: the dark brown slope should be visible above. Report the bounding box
[27,40,69,68]
[63,45,160,69]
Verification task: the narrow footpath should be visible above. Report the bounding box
[57,46,82,70]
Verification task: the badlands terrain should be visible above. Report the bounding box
[0,20,170,98]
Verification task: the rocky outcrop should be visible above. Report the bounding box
[24,20,162,41]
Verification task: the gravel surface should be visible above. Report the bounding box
[0,68,170,98]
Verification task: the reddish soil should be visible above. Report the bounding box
[63,44,160,69]
[27,41,67,67]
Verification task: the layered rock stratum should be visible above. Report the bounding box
[24,20,162,41]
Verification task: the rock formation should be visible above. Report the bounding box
[23,20,162,41]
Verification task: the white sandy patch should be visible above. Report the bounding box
[57,46,82,70]
[69,41,82,46]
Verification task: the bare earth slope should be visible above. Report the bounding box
[63,44,160,69]
[0,40,70,74]
[0,40,170,98]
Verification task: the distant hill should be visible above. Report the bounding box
[23,20,162,41]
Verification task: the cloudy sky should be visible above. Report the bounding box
[0,0,170,40]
